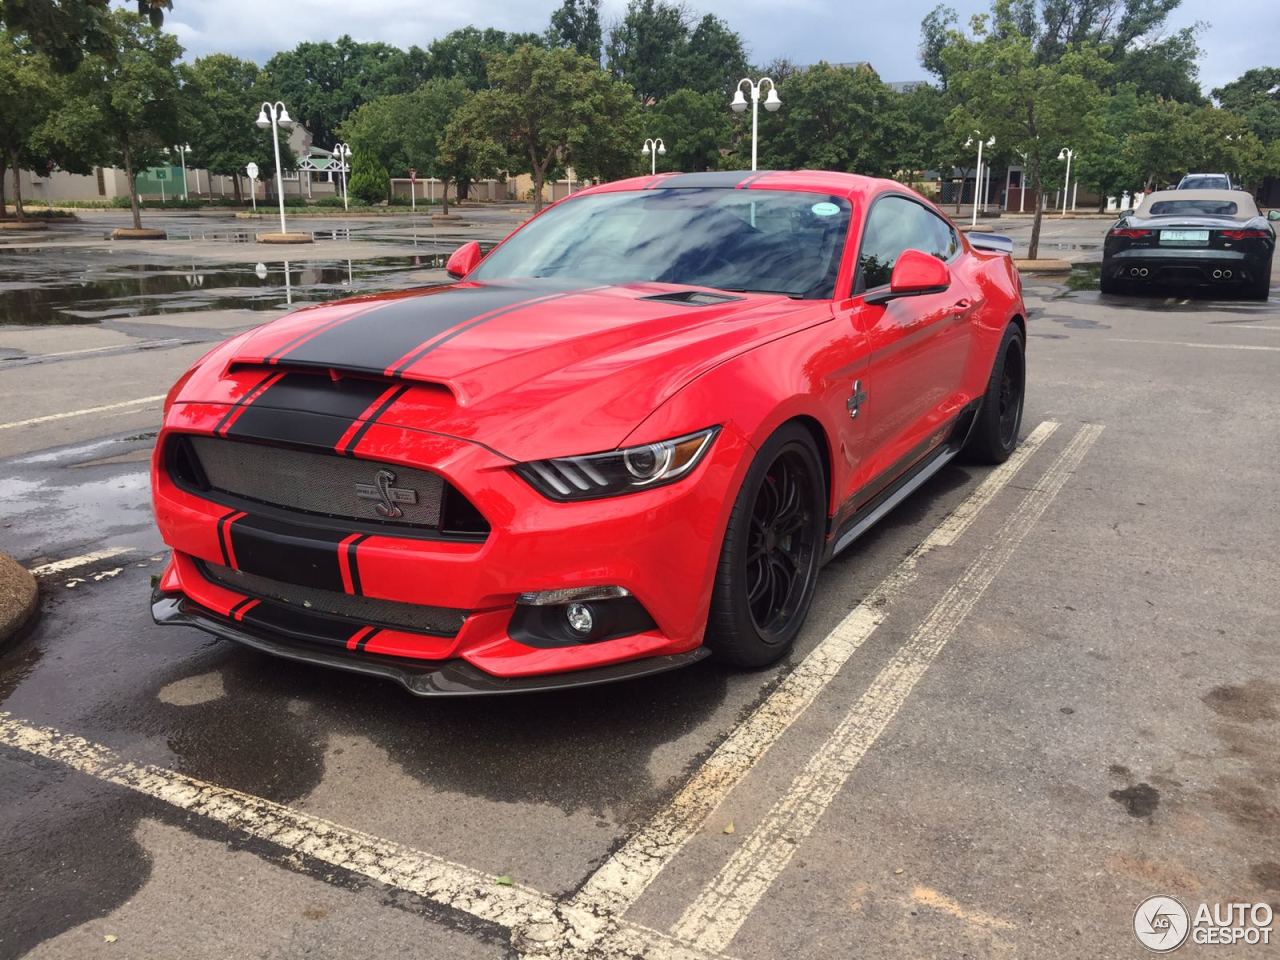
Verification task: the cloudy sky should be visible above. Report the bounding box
[164,0,1275,93]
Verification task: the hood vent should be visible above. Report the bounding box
[639,289,744,307]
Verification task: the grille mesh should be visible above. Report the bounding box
[201,562,467,636]
[187,436,444,528]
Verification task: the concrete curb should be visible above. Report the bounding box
[257,232,315,245]
[1,220,50,231]
[1015,258,1073,273]
[0,552,38,645]
[111,227,167,240]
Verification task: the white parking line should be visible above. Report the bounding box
[570,420,1060,920]
[0,395,165,431]
[1110,337,1280,352]
[0,339,182,363]
[0,714,731,960]
[673,423,1103,952]
[28,547,136,577]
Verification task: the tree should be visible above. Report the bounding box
[547,0,603,63]
[735,64,898,176]
[0,30,60,219]
[46,10,183,229]
[885,82,955,183]
[424,27,544,91]
[182,54,271,202]
[457,44,639,212]
[940,10,1108,258]
[0,0,170,70]
[606,0,693,103]
[262,36,425,147]
[681,15,748,98]
[1213,68,1280,145]
[649,88,731,172]
[348,150,390,205]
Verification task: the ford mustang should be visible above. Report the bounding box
[150,170,1027,695]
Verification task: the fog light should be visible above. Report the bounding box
[566,602,594,635]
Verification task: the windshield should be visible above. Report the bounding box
[470,188,852,299]
[1147,199,1240,217]
[1179,176,1229,190]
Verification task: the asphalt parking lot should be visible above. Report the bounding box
[1,208,1277,959]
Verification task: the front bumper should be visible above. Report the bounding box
[152,593,710,695]
[151,406,751,690]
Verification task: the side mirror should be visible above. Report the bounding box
[864,249,951,305]
[1268,209,1280,222]
[445,241,482,279]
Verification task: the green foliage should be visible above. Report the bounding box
[423,27,544,91]
[0,0,170,70]
[182,53,276,197]
[739,63,899,175]
[649,89,730,172]
[262,36,428,147]
[1213,68,1280,145]
[456,44,640,211]
[547,0,602,62]
[348,151,390,205]
[606,0,747,103]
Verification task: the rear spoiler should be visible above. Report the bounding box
[967,233,1014,255]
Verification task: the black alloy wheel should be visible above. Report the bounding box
[965,323,1025,464]
[707,425,825,667]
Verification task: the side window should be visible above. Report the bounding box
[856,196,918,291]
[856,196,960,294]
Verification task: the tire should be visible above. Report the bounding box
[1099,273,1123,295]
[706,424,826,668]
[965,323,1025,465]
[1244,265,1271,301]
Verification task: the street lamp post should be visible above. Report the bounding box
[170,143,191,200]
[641,138,666,176]
[730,77,781,172]
[255,100,295,235]
[332,141,352,211]
[1058,147,1075,218]
[965,133,996,228]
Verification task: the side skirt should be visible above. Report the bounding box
[825,402,980,561]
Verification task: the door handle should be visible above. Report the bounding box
[951,298,972,311]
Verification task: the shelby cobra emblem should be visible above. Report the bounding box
[354,469,418,519]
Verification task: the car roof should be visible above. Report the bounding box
[1137,189,1260,219]
[578,170,895,201]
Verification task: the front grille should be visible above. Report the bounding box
[200,561,468,637]
[170,435,488,538]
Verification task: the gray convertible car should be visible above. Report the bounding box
[1102,189,1277,299]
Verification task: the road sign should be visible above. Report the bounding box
[246,162,259,180]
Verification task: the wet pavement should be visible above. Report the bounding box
[1,213,1278,959]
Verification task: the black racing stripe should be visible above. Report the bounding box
[337,386,410,456]
[657,171,760,189]
[346,534,371,596]
[276,285,550,375]
[386,286,592,375]
[225,373,388,450]
[216,512,237,567]
[355,627,382,652]
[213,371,278,436]
[228,597,255,618]
[228,514,348,593]
[735,172,768,189]
[240,600,355,647]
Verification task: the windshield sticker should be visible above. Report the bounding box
[811,202,840,217]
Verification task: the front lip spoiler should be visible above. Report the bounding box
[151,592,710,696]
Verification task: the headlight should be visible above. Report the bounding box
[516,427,720,501]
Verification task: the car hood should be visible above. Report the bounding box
[187,278,831,460]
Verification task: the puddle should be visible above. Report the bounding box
[0,255,449,325]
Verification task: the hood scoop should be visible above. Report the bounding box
[639,289,744,307]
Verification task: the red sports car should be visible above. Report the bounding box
[151,170,1027,694]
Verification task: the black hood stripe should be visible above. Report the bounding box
[224,373,390,450]
[273,285,550,376]
[384,287,587,376]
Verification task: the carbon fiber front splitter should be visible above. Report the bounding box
[151,593,710,696]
